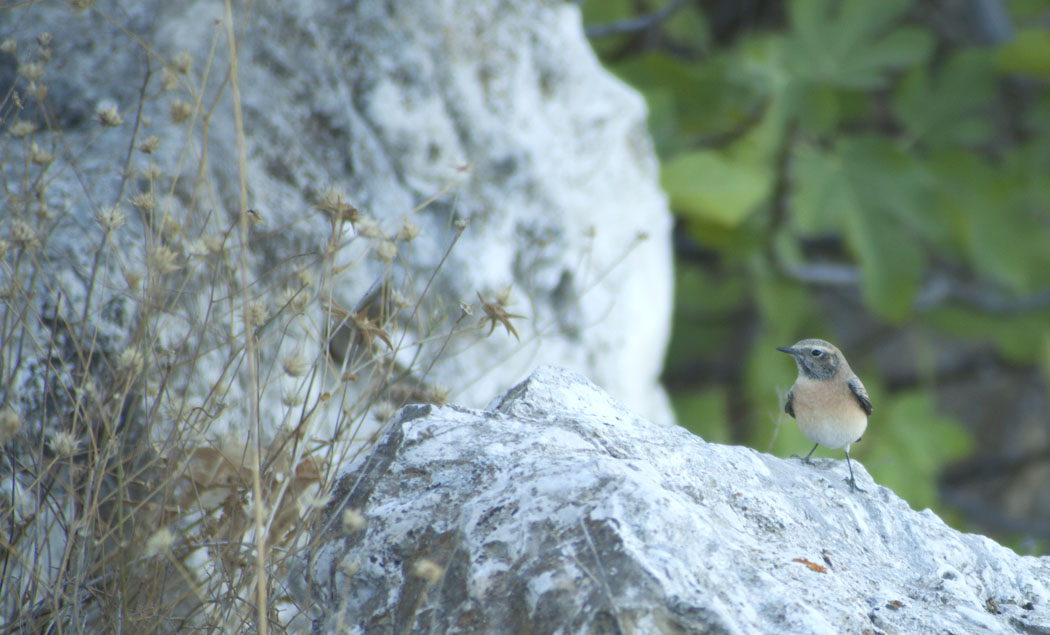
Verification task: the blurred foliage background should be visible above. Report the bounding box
[581,0,1050,552]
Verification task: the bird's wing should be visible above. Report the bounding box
[848,376,873,415]
[783,387,795,418]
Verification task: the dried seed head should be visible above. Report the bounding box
[145,527,174,557]
[390,290,412,309]
[27,80,47,100]
[424,384,449,406]
[244,299,268,327]
[341,508,367,532]
[172,50,193,75]
[123,268,143,291]
[373,240,397,263]
[49,430,79,457]
[315,186,359,224]
[161,68,178,92]
[11,220,39,250]
[412,559,444,583]
[147,245,180,274]
[186,238,209,257]
[18,61,44,82]
[37,32,52,47]
[117,347,144,374]
[29,142,52,165]
[0,39,15,55]
[396,220,420,242]
[96,104,123,127]
[161,215,181,240]
[281,388,304,408]
[130,192,155,212]
[138,135,161,154]
[9,120,36,139]
[0,408,23,444]
[282,352,310,377]
[170,99,192,124]
[371,400,397,423]
[355,217,382,238]
[95,204,126,233]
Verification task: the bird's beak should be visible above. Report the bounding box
[776,346,795,355]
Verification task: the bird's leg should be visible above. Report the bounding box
[791,443,820,464]
[843,448,866,493]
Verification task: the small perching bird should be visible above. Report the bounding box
[777,338,873,492]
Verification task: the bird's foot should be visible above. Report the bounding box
[845,477,866,493]
[790,453,813,465]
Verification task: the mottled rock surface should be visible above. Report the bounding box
[306,366,1050,634]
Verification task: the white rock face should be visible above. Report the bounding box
[306,366,1050,634]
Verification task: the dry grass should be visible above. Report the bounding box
[0,5,517,632]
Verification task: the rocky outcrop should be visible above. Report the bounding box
[305,366,1050,634]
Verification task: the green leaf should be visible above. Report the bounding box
[930,151,1050,294]
[995,28,1050,77]
[785,0,932,90]
[793,138,929,319]
[893,51,995,150]
[867,392,972,510]
[662,150,773,226]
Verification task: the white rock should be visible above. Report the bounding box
[306,366,1050,634]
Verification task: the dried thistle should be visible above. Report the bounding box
[161,68,178,91]
[29,142,52,165]
[18,61,44,82]
[147,244,180,274]
[396,220,420,242]
[9,120,36,139]
[412,558,445,583]
[145,527,174,557]
[172,50,193,75]
[95,204,126,233]
[281,352,310,377]
[49,430,79,457]
[11,220,39,251]
[341,508,367,532]
[372,240,397,263]
[0,408,23,445]
[138,135,161,154]
[170,98,192,123]
[96,104,123,127]
[315,186,359,226]
[476,291,523,341]
[130,192,155,212]
[244,299,268,327]
[424,384,449,406]
[117,347,144,374]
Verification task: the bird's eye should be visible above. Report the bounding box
[810,349,823,357]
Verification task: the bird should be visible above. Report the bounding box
[777,338,872,492]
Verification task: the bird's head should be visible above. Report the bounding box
[776,338,845,380]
